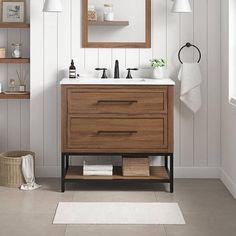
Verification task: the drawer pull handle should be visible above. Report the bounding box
[96,131,138,136]
[97,100,137,105]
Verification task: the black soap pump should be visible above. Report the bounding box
[69,60,76,79]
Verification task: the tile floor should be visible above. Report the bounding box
[0,179,236,236]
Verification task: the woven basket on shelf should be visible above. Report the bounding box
[122,156,150,177]
[0,151,35,188]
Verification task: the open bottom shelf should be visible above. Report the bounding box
[65,166,169,180]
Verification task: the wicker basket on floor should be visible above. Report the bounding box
[0,151,35,188]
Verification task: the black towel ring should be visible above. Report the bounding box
[178,42,201,64]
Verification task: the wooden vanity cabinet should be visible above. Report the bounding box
[61,84,174,192]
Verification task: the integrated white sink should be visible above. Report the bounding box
[60,77,175,85]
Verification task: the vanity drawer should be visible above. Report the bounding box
[66,117,168,151]
[67,89,168,115]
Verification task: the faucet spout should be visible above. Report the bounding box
[114,60,120,78]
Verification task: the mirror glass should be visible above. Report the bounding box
[82,0,151,48]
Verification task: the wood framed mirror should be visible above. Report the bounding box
[82,0,151,48]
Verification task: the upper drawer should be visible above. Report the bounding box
[67,88,168,115]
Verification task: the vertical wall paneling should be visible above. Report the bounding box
[20,100,30,151]
[193,0,208,167]
[71,0,85,71]
[43,13,58,166]
[0,28,8,151]
[153,0,167,60]
[7,29,21,151]
[126,49,140,68]
[0,101,8,151]
[126,49,140,78]
[179,0,194,167]
[30,0,44,167]
[58,0,71,166]
[84,48,99,77]
[7,100,21,150]
[207,0,221,167]
[166,0,181,167]
[98,49,112,76]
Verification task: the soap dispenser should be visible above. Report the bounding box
[69,60,76,79]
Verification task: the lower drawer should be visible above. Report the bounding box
[67,117,167,151]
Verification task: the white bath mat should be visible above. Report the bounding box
[53,202,185,225]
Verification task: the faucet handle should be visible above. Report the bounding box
[126,68,138,79]
[95,68,108,79]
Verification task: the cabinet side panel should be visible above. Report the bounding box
[168,86,174,153]
[61,86,68,152]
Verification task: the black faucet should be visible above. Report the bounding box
[126,68,139,79]
[114,60,120,79]
[95,68,108,79]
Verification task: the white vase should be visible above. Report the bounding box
[152,67,164,79]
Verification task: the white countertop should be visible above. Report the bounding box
[60,78,175,85]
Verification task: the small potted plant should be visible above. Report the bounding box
[150,58,166,79]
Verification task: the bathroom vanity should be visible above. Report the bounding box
[60,78,175,192]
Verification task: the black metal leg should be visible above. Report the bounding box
[170,154,174,193]
[165,155,168,170]
[66,154,69,171]
[61,153,65,192]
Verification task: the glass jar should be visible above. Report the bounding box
[9,79,16,91]
[11,43,21,58]
[88,5,97,21]
[104,4,114,21]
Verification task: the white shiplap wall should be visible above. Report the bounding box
[0,0,30,153]
[29,0,221,177]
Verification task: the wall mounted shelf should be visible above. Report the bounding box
[0,22,30,28]
[0,92,30,100]
[88,20,129,26]
[0,58,30,64]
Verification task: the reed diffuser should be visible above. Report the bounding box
[16,69,28,92]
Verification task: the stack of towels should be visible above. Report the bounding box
[83,161,113,176]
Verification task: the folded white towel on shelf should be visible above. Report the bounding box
[83,161,113,171]
[83,170,113,176]
[20,154,41,191]
[178,63,202,113]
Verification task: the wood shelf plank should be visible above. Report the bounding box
[88,20,129,26]
[0,92,30,99]
[0,22,30,28]
[65,166,169,180]
[0,58,30,64]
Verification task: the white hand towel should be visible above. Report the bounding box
[178,63,202,113]
[20,154,41,191]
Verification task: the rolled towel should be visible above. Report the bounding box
[178,62,202,113]
[20,154,41,191]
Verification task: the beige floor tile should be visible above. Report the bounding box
[65,225,166,236]
[1,179,236,236]
[0,182,74,214]
[73,190,157,202]
[0,213,66,236]
[155,180,236,214]
[165,212,236,236]
[174,179,225,190]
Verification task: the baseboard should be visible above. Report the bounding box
[36,166,61,178]
[220,169,236,199]
[36,166,221,178]
[175,167,220,178]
